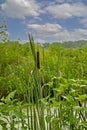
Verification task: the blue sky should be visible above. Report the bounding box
[1,0,87,43]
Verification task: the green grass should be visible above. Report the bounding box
[0,34,87,130]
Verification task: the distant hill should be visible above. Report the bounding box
[40,40,87,49]
[63,40,87,48]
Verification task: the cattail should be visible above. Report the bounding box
[80,63,84,78]
[58,70,62,77]
[37,51,40,69]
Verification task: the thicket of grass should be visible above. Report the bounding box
[0,36,87,130]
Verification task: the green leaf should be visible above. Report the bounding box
[21,127,27,130]
[78,94,87,101]
[5,90,16,104]
[45,115,53,123]
[73,106,86,112]
[79,122,87,128]
[62,95,74,103]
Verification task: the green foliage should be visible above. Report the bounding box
[0,38,87,130]
[45,77,87,130]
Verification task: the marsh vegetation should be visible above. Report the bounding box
[0,34,87,130]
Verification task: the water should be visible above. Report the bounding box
[0,104,86,130]
[0,106,60,130]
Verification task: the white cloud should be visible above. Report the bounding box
[1,0,87,21]
[72,29,87,39]
[80,18,87,27]
[55,0,82,3]
[44,2,87,19]
[35,38,47,44]
[27,23,63,37]
[27,22,87,42]
[54,28,87,41]
[1,0,41,19]
[1,0,87,20]
[55,0,65,3]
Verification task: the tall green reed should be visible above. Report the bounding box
[28,33,46,130]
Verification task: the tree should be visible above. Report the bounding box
[0,20,8,42]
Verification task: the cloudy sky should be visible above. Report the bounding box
[0,0,87,43]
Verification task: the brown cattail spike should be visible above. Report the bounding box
[37,51,40,69]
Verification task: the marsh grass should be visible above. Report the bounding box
[0,34,87,130]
